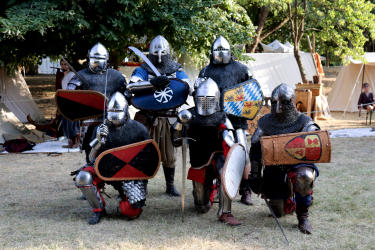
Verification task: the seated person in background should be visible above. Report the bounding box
[358,83,375,112]
[60,59,80,148]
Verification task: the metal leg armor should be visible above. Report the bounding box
[75,171,104,211]
[235,128,250,166]
[192,181,211,213]
[217,183,232,218]
[79,125,88,153]
[294,167,315,197]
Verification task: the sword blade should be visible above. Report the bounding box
[181,139,187,222]
[59,55,92,90]
[128,47,161,77]
[261,192,290,245]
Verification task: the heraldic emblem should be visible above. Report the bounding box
[221,79,264,120]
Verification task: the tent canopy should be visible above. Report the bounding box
[260,40,294,53]
[0,67,45,122]
[328,53,375,112]
[242,53,317,97]
[38,57,60,74]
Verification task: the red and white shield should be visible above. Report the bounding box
[285,134,321,161]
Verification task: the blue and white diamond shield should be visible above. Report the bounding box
[221,79,264,120]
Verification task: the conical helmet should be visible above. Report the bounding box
[211,35,231,64]
[107,92,128,126]
[88,42,109,73]
[195,78,220,116]
[149,35,170,63]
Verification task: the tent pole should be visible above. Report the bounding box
[343,64,364,117]
[361,64,366,87]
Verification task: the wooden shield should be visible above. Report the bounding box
[94,140,161,181]
[220,79,264,120]
[55,90,107,121]
[131,78,189,111]
[221,143,246,200]
[260,130,331,166]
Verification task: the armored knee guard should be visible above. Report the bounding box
[294,167,315,197]
[192,181,211,213]
[235,129,250,166]
[75,171,104,211]
[217,183,232,218]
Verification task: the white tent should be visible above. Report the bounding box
[242,53,317,97]
[0,66,45,122]
[260,40,294,53]
[38,57,60,74]
[328,53,375,113]
[0,102,30,143]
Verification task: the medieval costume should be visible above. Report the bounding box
[171,78,244,226]
[73,92,150,225]
[195,35,254,205]
[67,43,127,162]
[249,83,320,234]
[128,35,192,196]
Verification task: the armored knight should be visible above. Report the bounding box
[249,84,320,234]
[73,92,150,225]
[195,35,254,205]
[67,42,127,162]
[127,35,192,196]
[171,78,244,226]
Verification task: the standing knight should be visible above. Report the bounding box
[67,42,127,163]
[195,35,254,205]
[249,84,320,234]
[171,78,244,226]
[127,35,192,196]
[73,92,150,224]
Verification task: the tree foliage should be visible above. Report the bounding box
[0,0,255,72]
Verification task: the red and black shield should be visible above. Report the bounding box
[94,140,161,181]
[55,90,107,121]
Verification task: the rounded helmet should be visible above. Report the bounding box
[88,42,109,74]
[149,35,170,64]
[271,83,296,114]
[195,78,220,116]
[211,35,231,64]
[107,92,128,127]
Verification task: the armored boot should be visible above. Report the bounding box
[296,204,312,234]
[217,183,241,226]
[88,209,106,225]
[239,180,253,205]
[163,166,181,196]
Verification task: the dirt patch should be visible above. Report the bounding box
[25,74,56,120]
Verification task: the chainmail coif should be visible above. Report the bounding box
[141,54,181,75]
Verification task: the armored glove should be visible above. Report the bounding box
[96,124,109,143]
[150,76,170,89]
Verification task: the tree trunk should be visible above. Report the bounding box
[325,50,329,68]
[246,6,269,53]
[294,47,308,83]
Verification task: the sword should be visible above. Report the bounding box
[128,47,161,77]
[59,55,92,90]
[174,111,195,222]
[261,192,290,245]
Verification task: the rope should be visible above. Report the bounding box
[0,97,54,103]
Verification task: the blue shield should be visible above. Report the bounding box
[131,78,189,111]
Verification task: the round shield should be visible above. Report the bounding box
[130,78,189,111]
[221,143,246,200]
